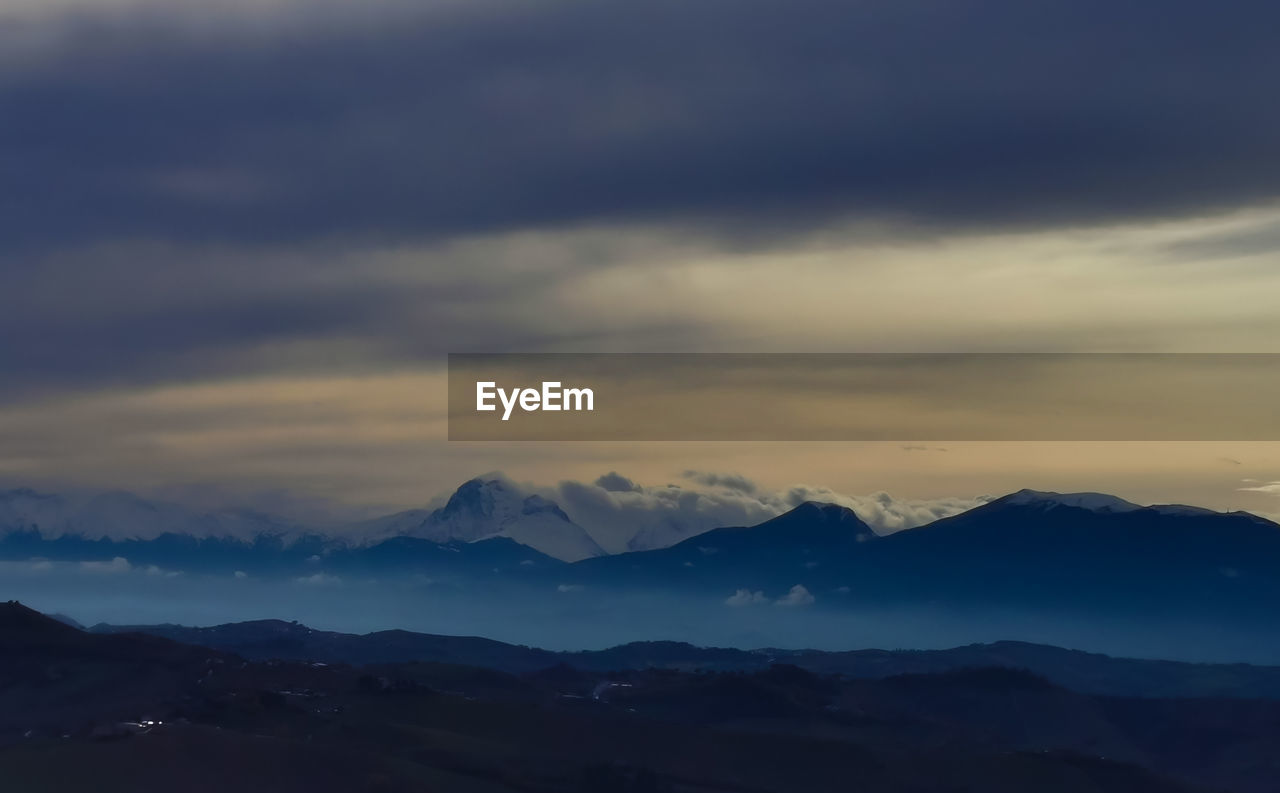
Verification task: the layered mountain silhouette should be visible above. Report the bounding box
[4,484,1279,624]
[553,489,1280,629]
[8,602,1254,793]
[88,614,1280,700]
[865,488,1280,611]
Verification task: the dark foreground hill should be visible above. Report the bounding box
[8,602,1264,793]
[93,618,563,671]
[0,601,225,737]
[94,617,1280,700]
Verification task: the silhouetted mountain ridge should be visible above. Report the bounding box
[87,614,1280,700]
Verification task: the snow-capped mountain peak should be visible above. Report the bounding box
[403,477,605,562]
[0,479,604,562]
[1003,489,1142,513]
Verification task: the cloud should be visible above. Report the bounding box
[547,477,777,552]
[540,473,989,553]
[594,472,640,493]
[783,488,995,535]
[0,228,711,399]
[0,0,1277,441]
[1239,481,1280,495]
[556,584,583,593]
[1234,480,1280,524]
[3,0,1278,258]
[682,471,757,494]
[5,557,179,578]
[1162,217,1280,263]
[295,572,342,586]
[775,585,815,607]
[79,557,132,573]
[725,589,769,607]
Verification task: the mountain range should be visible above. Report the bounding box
[561,489,1280,611]
[88,615,1280,700]
[11,477,1271,566]
[0,476,602,564]
[5,482,1280,650]
[11,601,1265,793]
[0,487,304,543]
[349,477,604,562]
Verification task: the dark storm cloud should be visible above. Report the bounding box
[0,230,717,398]
[2,0,1278,252]
[0,276,399,387]
[0,254,711,399]
[2,0,1278,399]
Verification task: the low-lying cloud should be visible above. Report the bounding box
[80,557,133,574]
[725,589,769,607]
[775,585,816,608]
[724,585,816,608]
[538,472,990,553]
[682,471,758,494]
[1239,479,1280,496]
[295,572,342,587]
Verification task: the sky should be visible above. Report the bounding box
[1,0,1279,524]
